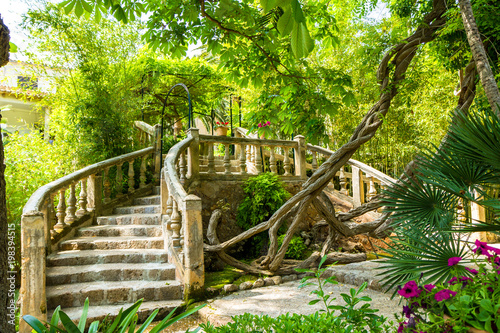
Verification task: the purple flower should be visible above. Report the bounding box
[423,284,435,292]
[397,322,405,333]
[473,240,492,257]
[447,277,458,285]
[434,289,457,302]
[398,280,421,298]
[402,305,413,318]
[465,267,478,275]
[448,257,462,266]
[258,123,262,127]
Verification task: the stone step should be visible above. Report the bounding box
[59,236,164,251]
[153,186,160,195]
[47,300,183,327]
[133,195,160,205]
[114,205,160,214]
[47,263,175,285]
[76,225,162,237]
[47,249,168,267]
[47,280,182,309]
[97,213,160,226]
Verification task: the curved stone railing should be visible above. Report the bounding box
[20,145,158,325]
[305,144,396,207]
[134,120,162,179]
[160,129,204,300]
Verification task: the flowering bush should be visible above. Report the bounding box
[397,240,500,333]
[257,121,271,128]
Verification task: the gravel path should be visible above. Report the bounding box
[197,279,401,327]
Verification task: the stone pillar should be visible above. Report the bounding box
[294,135,307,179]
[20,212,47,333]
[352,166,365,208]
[154,124,162,184]
[187,128,200,180]
[160,168,169,215]
[182,194,204,301]
[470,190,487,242]
[87,174,102,218]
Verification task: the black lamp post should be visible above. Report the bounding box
[159,83,192,180]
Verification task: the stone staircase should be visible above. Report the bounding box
[45,187,183,323]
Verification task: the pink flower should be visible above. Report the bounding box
[434,289,457,302]
[473,240,493,257]
[258,123,262,127]
[398,281,421,298]
[266,121,271,125]
[423,284,435,292]
[465,267,478,275]
[448,257,462,266]
[447,277,458,285]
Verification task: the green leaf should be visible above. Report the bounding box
[277,8,294,36]
[308,299,321,305]
[59,311,82,333]
[81,0,93,13]
[74,0,84,17]
[78,298,89,331]
[290,22,314,59]
[22,315,49,333]
[135,309,159,333]
[9,42,18,53]
[60,0,76,15]
[290,0,305,23]
[49,307,61,333]
[88,322,99,333]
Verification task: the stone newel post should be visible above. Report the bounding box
[20,212,47,333]
[182,194,204,300]
[294,135,307,180]
[154,124,162,184]
[352,166,365,208]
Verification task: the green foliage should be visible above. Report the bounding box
[277,234,307,260]
[23,5,143,165]
[379,108,500,289]
[23,298,205,333]
[4,132,74,268]
[237,173,290,257]
[236,173,290,230]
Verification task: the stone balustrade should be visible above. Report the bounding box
[306,144,397,207]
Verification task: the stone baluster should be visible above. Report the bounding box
[170,199,182,249]
[339,166,348,195]
[54,189,67,232]
[312,151,318,170]
[367,176,377,201]
[116,163,124,196]
[255,145,262,174]
[103,168,111,203]
[283,147,291,176]
[76,178,88,217]
[250,145,255,164]
[246,145,252,165]
[140,156,147,188]
[207,143,216,174]
[352,166,365,208]
[65,183,77,224]
[179,151,187,182]
[128,159,135,193]
[49,193,57,238]
[224,144,231,174]
[269,147,277,174]
[239,143,247,174]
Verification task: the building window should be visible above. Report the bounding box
[17,76,38,90]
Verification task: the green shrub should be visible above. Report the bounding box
[237,172,290,230]
[277,234,307,260]
[236,173,290,257]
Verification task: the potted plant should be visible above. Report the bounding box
[215,121,229,136]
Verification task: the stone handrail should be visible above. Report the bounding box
[134,120,155,136]
[20,145,158,329]
[306,143,396,207]
[134,121,162,182]
[161,129,204,301]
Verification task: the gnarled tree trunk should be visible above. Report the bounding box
[0,14,14,333]
[204,0,450,274]
[459,0,500,117]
